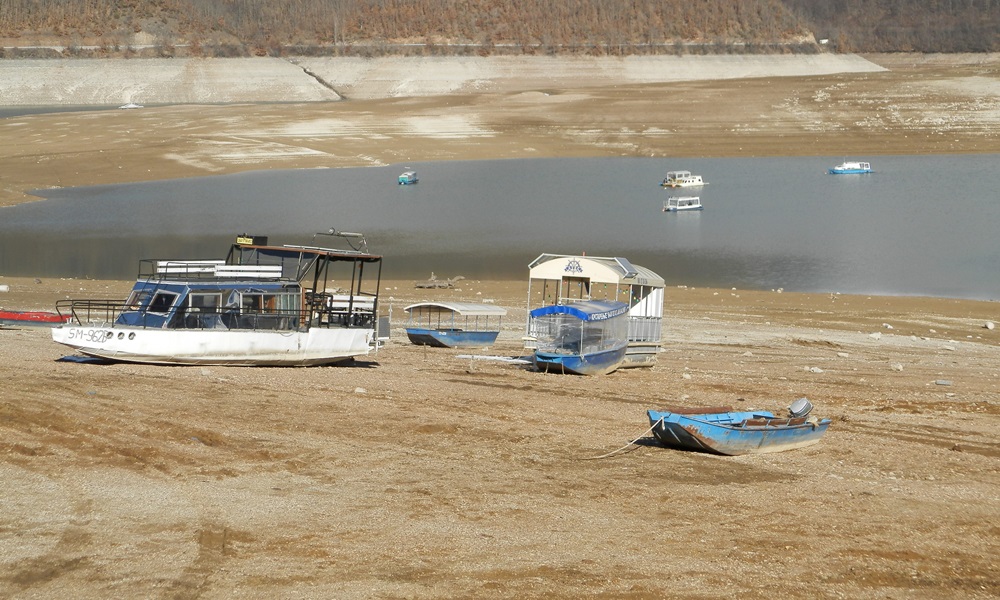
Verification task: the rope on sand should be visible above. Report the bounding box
[582,418,663,460]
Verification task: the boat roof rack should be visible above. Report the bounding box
[149,260,286,280]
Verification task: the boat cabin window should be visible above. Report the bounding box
[147,291,178,314]
[534,280,561,306]
[188,292,222,313]
[532,277,595,308]
[167,292,225,329]
[125,290,151,311]
[561,277,590,301]
[241,294,263,312]
[238,291,300,314]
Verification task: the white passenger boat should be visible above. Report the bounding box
[51,232,384,366]
[829,161,872,174]
[398,170,419,185]
[662,196,703,212]
[661,170,706,188]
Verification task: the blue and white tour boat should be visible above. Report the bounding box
[525,254,664,368]
[528,299,630,375]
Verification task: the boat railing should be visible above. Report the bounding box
[55,299,122,327]
[55,299,377,331]
[628,316,662,344]
[306,292,377,329]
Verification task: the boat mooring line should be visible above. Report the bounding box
[582,418,663,460]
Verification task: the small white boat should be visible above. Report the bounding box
[398,170,419,185]
[829,161,872,174]
[663,196,703,212]
[118,102,143,109]
[661,170,706,188]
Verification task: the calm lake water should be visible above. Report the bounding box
[1,156,998,300]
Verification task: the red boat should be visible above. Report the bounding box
[0,310,72,327]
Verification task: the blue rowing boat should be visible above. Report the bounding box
[646,400,831,455]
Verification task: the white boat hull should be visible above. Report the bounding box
[52,325,374,366]
[665,181,703,188]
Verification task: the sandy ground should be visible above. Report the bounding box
[1,276,998,599]
[1,54,999,598]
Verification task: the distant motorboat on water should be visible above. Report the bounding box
[398,170,419,185]
[829,161,872,174]
[662,196,703,212]
[118,102,143,110]
[661,170,706,188]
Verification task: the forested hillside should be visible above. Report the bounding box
[0,0,996,57]
[783,0,999,52]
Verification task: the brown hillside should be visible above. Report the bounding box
[2,0,995,55]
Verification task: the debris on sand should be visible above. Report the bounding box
[415,272,465,289]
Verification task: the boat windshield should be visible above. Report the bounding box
[148,291,178,314]
[125,290,151,310]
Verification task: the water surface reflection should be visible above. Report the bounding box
[2,156,998,300]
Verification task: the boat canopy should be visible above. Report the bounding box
[528,254,664,288]
[529,299,628,322]
[404,301,507,317]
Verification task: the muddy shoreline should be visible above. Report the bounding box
[1,275,998,598]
